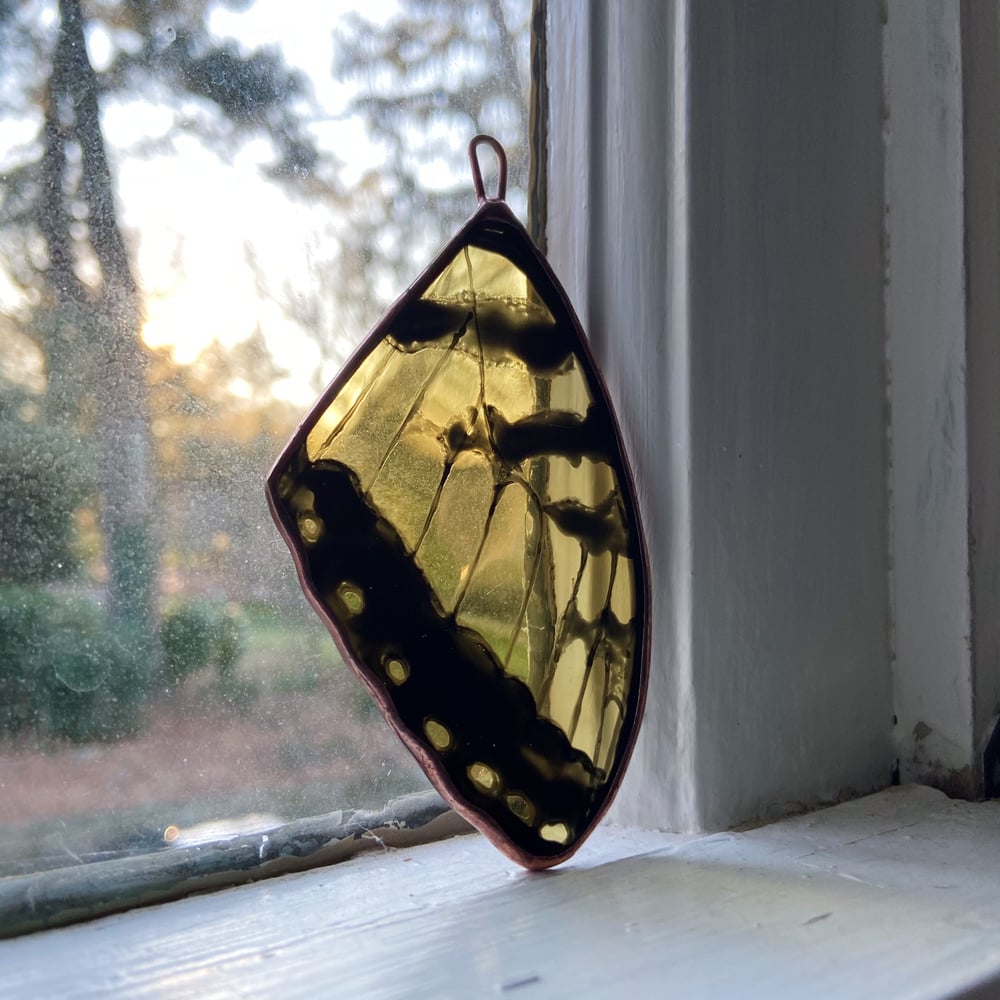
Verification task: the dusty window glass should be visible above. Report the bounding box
[0,0,530,899]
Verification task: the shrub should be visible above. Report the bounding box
[214,614,244,680]
[43,615,145,742]
[0,584,145,742]
[159,600,246,687]
[159,602,216,685]
[0,407,93,585]
[0,585,51,734]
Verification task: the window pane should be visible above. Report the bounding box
[0,0,530,887]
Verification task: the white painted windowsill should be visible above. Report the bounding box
[4,784,999,998]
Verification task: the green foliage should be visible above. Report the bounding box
[44,624,145,742]
[159,600,246,687]
[107,523,156,632]
[0,589,251,745]
[214,614,244,679]
[159,600,257,712]
[159,603,214,684]
[2,0,330,706]
[0,401,93,584]
[0,584,144,742]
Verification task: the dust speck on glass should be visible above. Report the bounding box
[269,136,650,869]
[0,0,532,911]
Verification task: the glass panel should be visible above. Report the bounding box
[271,212,648,866]
[0,0,530,892]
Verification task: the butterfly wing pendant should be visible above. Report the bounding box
[267,136,650,869]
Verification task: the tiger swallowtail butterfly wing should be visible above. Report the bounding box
[267,136,650,868]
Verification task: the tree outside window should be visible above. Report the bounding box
[0,0,530,885]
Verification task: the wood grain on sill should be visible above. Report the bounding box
[2,785,1000,999]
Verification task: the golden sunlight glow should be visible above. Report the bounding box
[141,283,259,365]
[124,145,327,401]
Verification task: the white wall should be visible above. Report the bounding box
[547,0,1000,832]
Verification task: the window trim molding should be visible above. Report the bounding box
[545,0,1000,831]
[0,791,470,939]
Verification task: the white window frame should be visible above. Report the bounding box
[5,5,1000,997]
[546,0,1000,832]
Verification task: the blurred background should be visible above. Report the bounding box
[0,0,530,874]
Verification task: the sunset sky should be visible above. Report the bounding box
[114,0,397,403]
[0,0,522,406]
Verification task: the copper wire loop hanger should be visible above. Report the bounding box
[468,134,507,203]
